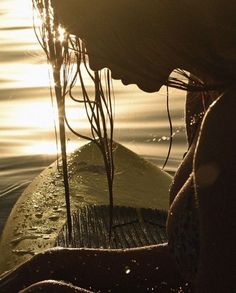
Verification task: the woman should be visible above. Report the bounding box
[1,0,235,292]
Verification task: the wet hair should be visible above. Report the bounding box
[33,0,115,239]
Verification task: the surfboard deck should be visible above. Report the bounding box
[56,204,168,249]
[0,141,172,274]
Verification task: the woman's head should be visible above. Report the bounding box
[52,0,236,92]
[51,0,188,91]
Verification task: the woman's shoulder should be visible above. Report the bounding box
[196,87,236,164]
[208,86,236,118]
[194,87,236,195]
[193,88,236,292]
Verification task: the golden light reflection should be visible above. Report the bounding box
[0,63,51,89]
[1,0,32,28]
[4,61,56,89]
[12,99,90,130]
[23,140,81,155]
[15,100,56,129]
[0,62,96,89]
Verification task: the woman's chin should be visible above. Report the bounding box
[120,79,161,93]
[137,83,161,93]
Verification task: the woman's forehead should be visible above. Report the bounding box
[52,0,150,29]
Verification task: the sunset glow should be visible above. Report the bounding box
[23,139,81,155]
[0,63,51,89]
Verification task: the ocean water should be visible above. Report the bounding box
[0,0,188,234]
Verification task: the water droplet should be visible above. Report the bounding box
[35,213,43,218]
[29,226,38,231]
[124,266,131,274]
[48,215,60,221]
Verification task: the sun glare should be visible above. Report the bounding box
[15,100,57,129]
[25,141,58,155]
[23,139,82,156]
[0,63,51,89]
[1,0,33,28]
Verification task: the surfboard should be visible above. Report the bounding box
[0,141,172,275]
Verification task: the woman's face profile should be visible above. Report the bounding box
[52,0,176,92]
[85,36,172,93]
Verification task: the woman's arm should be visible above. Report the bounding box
[0,244,186,293]
[194,90,236,292]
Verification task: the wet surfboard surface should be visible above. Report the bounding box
[0,142,172,274]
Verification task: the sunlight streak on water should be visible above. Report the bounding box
[0,63,51,88]
[23,139,82,155]
[1,0,33,28]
